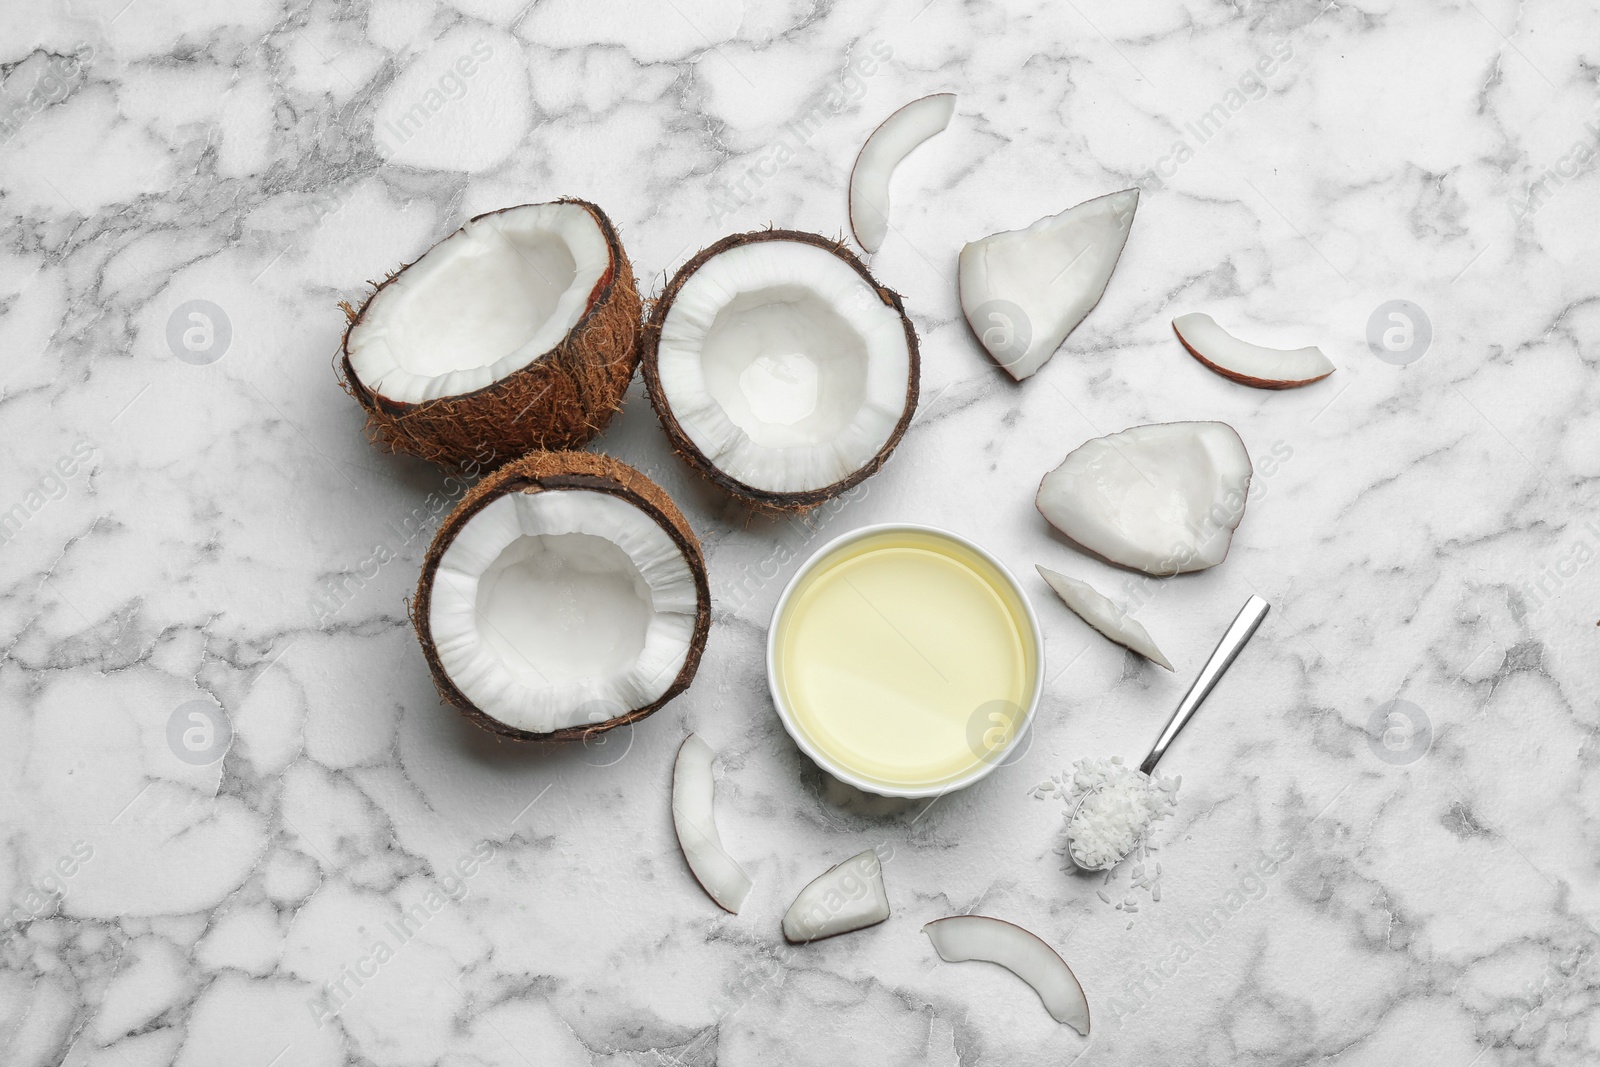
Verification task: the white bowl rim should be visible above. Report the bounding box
[765,522,1045,799]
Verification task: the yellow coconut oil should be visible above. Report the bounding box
[771,528,1038,791]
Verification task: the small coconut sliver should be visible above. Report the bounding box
[414,451,711,741]
[643,230,920,510]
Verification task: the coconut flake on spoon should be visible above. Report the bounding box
[341,199,640,468]
[643,230,919,510]
[782,849,890,943]
[924,915,1091,1035]
[672,735,753,914]
[959,189,1138,380]
[1172,312,1335,389]
[1036,421,1251,575]
[415,452,710,741]
[1036,566,1172,670]
[1058,596,1269,875]
[1059,756,1178,871]
[849,93,957,253]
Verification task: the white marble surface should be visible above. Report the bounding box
[3,0,1599,1064]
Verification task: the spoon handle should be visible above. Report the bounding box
[1138,594,1270,776]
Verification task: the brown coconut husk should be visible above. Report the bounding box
[412,451,711,743]
[338,199,642,472]
[640,229,920,511]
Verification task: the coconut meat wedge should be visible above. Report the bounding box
[1172,312,1335,389]
[673,734,753,913]
[1036,422,1251,576]
[924,915,1091,1034]
[417,453,709,740]
[645,231,918,508]
[341,200,641,468]
[1036,566,1173,670]
[783,849,890,943]
[849,93,957,253]
[959,190,1138,380]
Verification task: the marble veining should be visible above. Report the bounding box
[2,0,1598,1064]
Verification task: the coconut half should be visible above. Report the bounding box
[924,915,1091,1034]
[340,199,641,469]
[413,451,710,741]
[1036,566,1173,670]
[849,93,957,253]
[1036,422,1251,576]
[959,190,1138,380]
[1173,312,1335,389]
[643,230,919,509]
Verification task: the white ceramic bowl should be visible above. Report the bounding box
[766,523,1044,798]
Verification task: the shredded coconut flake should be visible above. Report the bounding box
[1056,756,1178,871]
[1034,756,1181,920]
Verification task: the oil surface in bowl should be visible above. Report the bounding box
[773,529,1036,790]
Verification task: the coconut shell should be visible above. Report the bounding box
[412,451,711,743]
[641,229,920,511]
[339,199,642,472]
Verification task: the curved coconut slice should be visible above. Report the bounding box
[849,93,957,254]
[782,849,890,943]
[414,451,710,740]
[1036,422,1251,576]
[672,734,753,914]
[643,230,919,509]
[924,915,1090,1034]
[1035,566,1172,670]
[1173,313,1334,389]
[340,199,640,469]
[959,190,1138,380]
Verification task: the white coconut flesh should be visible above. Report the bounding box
[924,915,1091,1034]
[427,489,699,734]
[672,734,753,914]
[656,241,913,494]
[959,189,1138,380]
[345,202,612,405]
[1036,565,1173,670]
[849,93,957,253]
[1172,312,1335,387]
[1036,422,1251,576]
[782,849,890,943]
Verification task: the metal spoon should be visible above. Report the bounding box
[1064,594,1270,872]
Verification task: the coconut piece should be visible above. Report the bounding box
[672,734,753,914]
[413,451,710,741]
[1036,422,1251,576]
[1173,313,1334,389]
[849,93,957,254]
[958,190,1138,380]
[642,230,919,510]
[1035,566,1173,670]
[340,199,641,470]
[782,849,890,943]
[924,915,1090,1034]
